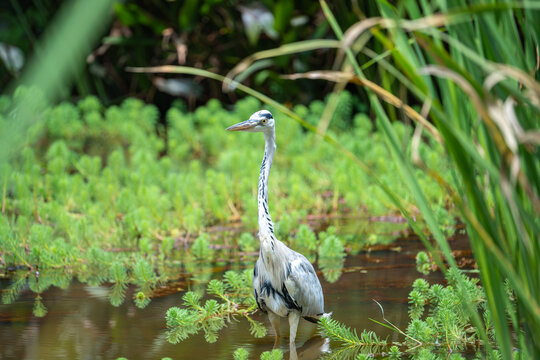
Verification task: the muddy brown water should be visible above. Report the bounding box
[0,234,471,359]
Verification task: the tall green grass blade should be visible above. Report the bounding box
[341,1,540,358]
[224,39,341,85]
[0,0,115,166]
[319,0,514,354]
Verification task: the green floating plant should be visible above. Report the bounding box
[415,251,434,275]
[238,232,257,254]
[259,349,283,360]
[191,233,212,260]
[131,258,159,309]
[165,269,265,344]
[318,316,387,359]
[233,348,250,360]
[317,253,518,359]
[0,89,456,311]
[290,224,318,262]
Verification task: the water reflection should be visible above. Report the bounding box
[318,258,345,284]
[32,295,47,317]
[186,261,215,293]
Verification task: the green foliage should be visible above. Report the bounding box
[109,261,128,307]
[259,349,283,360]
[0,90,453,311]
[408,278,430,320]
[238,232,257,253]
[319,265,507,359]
[387,345,401,359]
[318,316,387,359]
[318,233,345,259]
[416,251,433,275]
[134,291,151,309]
[412,349,438,360]
[233,348,250,360]
[319,316,386,348]
[418,273,486,347]
[315,2,540,358]
[165,270,264,344]
[290,224,318,261]
[191,233,212,260]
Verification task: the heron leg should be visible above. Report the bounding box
[288,312,300,348]
[289,344,298,360]
[268,311,281,340]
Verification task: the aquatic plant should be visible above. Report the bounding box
[159,251,491,358]
[415,251,434,276]
[289,224,318,262]
[233,348,285,360]
[316,253,518,359]
[318,317,387,358]
[165,269,265,344]
[233,348,250,360]
[132,0,540,356]
[238,232,258,254]
[191,233,212,260]
[0,89,453,309]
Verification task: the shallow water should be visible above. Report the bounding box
[0,234,471,359]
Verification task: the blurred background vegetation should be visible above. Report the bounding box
[2,0,378,112]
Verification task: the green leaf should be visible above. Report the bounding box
[233,348,250,360]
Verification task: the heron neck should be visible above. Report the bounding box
[258,131,276,237]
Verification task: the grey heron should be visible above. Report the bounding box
[227,110,329,353]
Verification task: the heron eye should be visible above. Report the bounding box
[261,119,267,124]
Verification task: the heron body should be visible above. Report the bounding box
[227,110,327,351]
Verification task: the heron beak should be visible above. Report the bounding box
[227,119,258,131]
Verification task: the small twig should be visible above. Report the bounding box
[371,299,422,347]
[226,198,241,219]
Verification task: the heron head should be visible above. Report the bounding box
[227,110,274,133]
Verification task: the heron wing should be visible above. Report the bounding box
[283,252,324,316]
[252,258,266,313]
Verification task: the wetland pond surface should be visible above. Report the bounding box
[0,233,471,360]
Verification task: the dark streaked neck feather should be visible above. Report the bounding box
[258,131,276,237]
